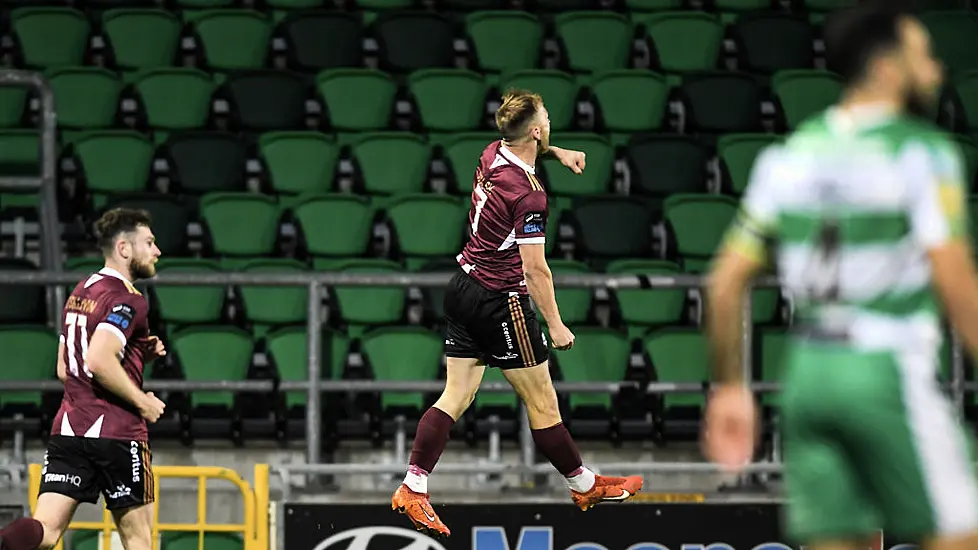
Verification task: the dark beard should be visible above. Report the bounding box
[129,258,154,280]
[905,92,937,120]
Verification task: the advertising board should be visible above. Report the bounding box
[284,503,917,550]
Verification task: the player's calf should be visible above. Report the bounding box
[0,517,44,550]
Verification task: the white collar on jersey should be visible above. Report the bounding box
[499,144,536,175]
[98,266,130,283]
[827,102,897,133]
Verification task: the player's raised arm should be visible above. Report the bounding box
[910,140,978,361]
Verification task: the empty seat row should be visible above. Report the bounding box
[0,67,848,134]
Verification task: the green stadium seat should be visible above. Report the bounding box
[153,258,226,325]
[166,132,246,194]
[0,130,43,179]
[268,326,350,408]
[331,259,406,329]
[102,194,192,256]
[733,13,814,75]
[222,70,308,131]
[103,9,180,72]
[280,12,364,72]
[133,68,214,130]
[919,11,978,75]
[640,12,723,74]
[68,530,99,550]
[200,192,281,257]
[238,259,308,326]
[64,257,105,273]
[772,69,843,131]
[625,135,708,197]
[0,86,28,128]
[555,12,633,75]
[627,0,682,10]
[547,260,593,326]
[680,72,762,133]
[192,10,272,71]
[293,194,374,260]
[466,12,542,77]
[0,326,58,413]
[554,328,629,410]
[590,70,668,134]
[607,259,686,335]
[759,328,788,406]
[474,364,518,412]
[172,326,253,408]
[162,531,244,550]
[541,133,612,196]
[259,131,338,196]
[317,69,396,131]
[444,132,497,192]
[11,8,90,68]
[46,67,121,131]
[353,132,431,195]
[572,197,654,261]
[664,194,738,272]
[361,326,442,411]
[499,70,577,132]
[717,133,781,195]
[74,131,153,199]
[715,0,771,11]
[644,328,708,408]
[387,195,467,265]
[373,13,455,73]
[0,259,45,323]
[954,71,978,132]
[408,69,488,132]
[968,196,978,244]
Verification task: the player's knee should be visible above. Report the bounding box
[523,395,561,425]
[36,518,65,549]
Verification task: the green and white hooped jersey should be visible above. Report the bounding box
[727,106,968,367]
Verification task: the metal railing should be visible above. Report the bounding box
[0,270,969,479]
[0,71,63,323]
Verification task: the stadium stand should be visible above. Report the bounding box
[1,0,977,459]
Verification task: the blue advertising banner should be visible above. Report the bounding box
[284,503,916,550]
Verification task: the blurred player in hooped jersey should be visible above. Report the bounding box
[1,209,165,550]
[391,90,644,538]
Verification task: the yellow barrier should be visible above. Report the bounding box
[28,464,270,550]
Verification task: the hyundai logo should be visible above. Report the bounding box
[312,526,447,550]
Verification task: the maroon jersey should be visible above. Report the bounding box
[53,267,151,441]
[457,140,548,293]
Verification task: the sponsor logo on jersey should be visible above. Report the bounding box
[44,472,82,487]
[130,441,142,483]
[108,484,132,500]
[523,212,544,234]
[500,322,514,351]
[106,303,135,330]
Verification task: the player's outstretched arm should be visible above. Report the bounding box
[544,146,586,175]
[520,243,574,350]
[87,330,163,421]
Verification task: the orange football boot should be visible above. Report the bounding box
[391,484,452,538]
[570,474,644,511]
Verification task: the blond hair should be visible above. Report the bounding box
[495,89,544,142]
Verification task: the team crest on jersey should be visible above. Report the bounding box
[523,212,544,234]
[938,181,964,221]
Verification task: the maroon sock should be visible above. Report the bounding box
[0,517,44,550]
[532,422,583,476]
[408,407,455,473]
